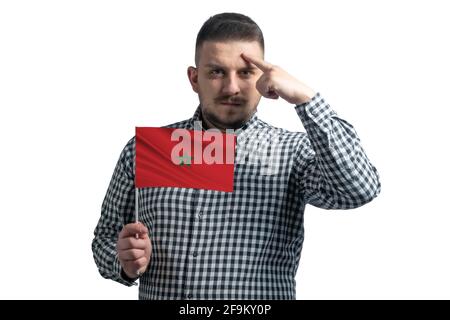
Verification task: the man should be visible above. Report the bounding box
[92,12,381,300]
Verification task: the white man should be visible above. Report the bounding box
[92,12,381,300]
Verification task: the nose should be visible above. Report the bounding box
[221,73,240,96]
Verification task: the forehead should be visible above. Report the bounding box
[198,41,263,67]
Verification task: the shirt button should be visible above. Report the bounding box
[197,211,202,219]
[187,293,192,299]
[192,252,197,257]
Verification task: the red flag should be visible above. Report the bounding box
[135,127,236,192]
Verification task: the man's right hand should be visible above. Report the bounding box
[116,222,152,279]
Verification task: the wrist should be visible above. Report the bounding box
[121,268,139,281]
[293,88,316,105]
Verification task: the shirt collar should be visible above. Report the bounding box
[189,105,259,136]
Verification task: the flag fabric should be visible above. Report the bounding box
[135,127,236,192]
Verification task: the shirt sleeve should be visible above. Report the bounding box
[292,92,381,209]
[91,137,138,286]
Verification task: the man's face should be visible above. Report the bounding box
[187,41,264,131]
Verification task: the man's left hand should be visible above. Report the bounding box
[241,53,316,105]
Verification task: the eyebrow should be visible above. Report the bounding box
[204,63,257,70]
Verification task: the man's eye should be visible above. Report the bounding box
[210,70,224,76]
[240,70,253,76]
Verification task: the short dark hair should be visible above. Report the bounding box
[195,13,264,65]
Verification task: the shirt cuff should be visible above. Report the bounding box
[294,92,337,125]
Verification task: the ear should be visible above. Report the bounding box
[187,66,199,93]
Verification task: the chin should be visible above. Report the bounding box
[223,110,255,127]
[221,117,248,129]
[202,104,253,129]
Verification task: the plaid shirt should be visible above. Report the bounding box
[92,93,381,299]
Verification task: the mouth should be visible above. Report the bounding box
[219,101,244,107]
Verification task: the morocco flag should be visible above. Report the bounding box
[135,127,236,192]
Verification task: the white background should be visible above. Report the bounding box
[1,0,449,299]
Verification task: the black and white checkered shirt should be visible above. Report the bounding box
[92,93,381,299]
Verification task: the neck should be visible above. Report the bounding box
[201,116,227,133]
